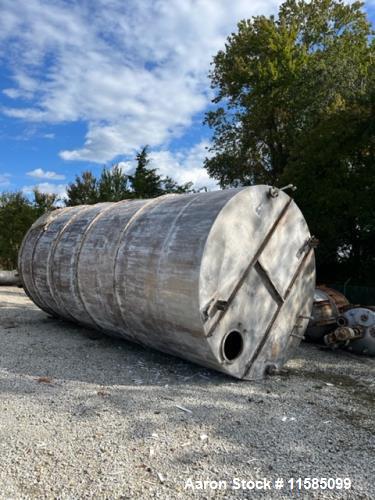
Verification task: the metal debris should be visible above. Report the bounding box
[175,404,192,414]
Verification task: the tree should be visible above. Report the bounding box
[66,171,99,206]
[129,146,164,198]
[33,189,58,216]
[205,0,374,284]
[65,147,195,206]
[162,176,194,194]
[205,0,372,186]
[284,83,375,283]
[130,146,194,196]
[98,164,131,202]
[0,191,56,269]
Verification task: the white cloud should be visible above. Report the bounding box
[26,168,65,180]
[22,182,67,198]
[151,141,218,191]
[3,88,21,99]
[0,174,11,186]
[0,0,279,168]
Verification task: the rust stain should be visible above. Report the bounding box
[36,376,52,384]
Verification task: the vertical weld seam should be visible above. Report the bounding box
[18,225,46,310]
[47,206,92,321]
[154,194,202,330]
[75,201,129,330]
[113,194,177,339]
[27,208,71,314]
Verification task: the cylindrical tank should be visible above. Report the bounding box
[18,186,315,379]
[0,270,21,286]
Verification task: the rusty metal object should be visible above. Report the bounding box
[306,286,374,356]
[0,270,21,286]
[318,285,350,312]
[332,306,375,355]
[18,186,315,379]
[305,286,350,342]
[324,326,363,346]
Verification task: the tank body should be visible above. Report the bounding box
[19,186,315,379]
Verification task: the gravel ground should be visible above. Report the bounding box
[0,286,374,499]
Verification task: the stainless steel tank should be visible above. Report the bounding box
[18,186,316,379]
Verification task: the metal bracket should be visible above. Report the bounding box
[215,300,228,311]
[297,236,319,258]
[308,236,319,249]
[299,315,314,320]
[201,298,228,322]
[268,184,297,198]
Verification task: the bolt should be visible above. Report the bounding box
[268,186,279,198]
[215,300,228,311]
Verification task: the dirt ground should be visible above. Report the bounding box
[0,286,374,499]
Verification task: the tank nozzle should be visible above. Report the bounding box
[268,184,297,198]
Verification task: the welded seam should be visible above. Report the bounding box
[75,201,130,330]
[18,222,47,311]
[47,206,92,321]
[26,208,71,315]
[113,194,176,339]
[153,194,202,330]
[206,198,292,337]
[254,261,284,306]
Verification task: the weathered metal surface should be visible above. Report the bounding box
[306,286,374,356]
[0,270,21,286]
[305,286,350,341]
[327,306,375,355]
[318,285,350,312]
[18,186,316,379]
[324,325,363,345]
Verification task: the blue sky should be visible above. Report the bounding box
[0,0,374,198]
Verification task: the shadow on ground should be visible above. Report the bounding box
[0,287,374,498]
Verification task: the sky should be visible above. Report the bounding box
[0,0,374,199]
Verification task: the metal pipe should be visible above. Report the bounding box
[0,270,21,286]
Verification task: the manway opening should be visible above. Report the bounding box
[222,330,243,362]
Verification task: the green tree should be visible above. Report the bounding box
[130,146,164,198]
[0,192,37,269]
[284,82,375,283]
[66,171,99,206]
[65,147,195,206]
[162,176,194,194]
[98,164,131,202]
[205,0,374,284]
[0,190,59,269]
[130,146,194,196]
[66,167,131,205]
[33,189,58,216]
